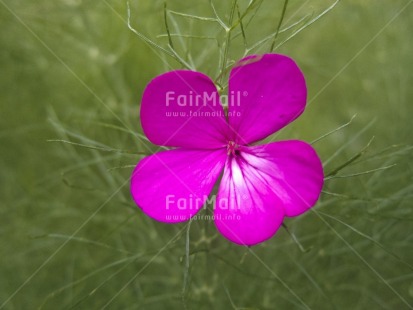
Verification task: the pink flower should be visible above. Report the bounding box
[131,54,324,246]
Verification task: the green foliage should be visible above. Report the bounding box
[1,0,412,309]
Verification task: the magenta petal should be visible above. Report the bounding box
[214,156,285,246]
[242,140,324,217]
[131,148,226,223]
[228,54,307,144]
[140,70,229,149]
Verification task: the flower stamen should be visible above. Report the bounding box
[227,141,239,156]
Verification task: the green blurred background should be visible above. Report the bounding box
[1,0,412,309]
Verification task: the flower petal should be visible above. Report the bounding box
[214,140,323,245]
[227,54,307,144]
[141,70,229,149]
[131,148,226,223]
[214,155,285,246]
[242,140,324,217]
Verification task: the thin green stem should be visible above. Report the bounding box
[127,2,191,69]
[282,223,310,253]
[270,0,289,52]
[230,0,263,30]
[163,2,174,50]
[217,0,237,85]
[237,3,248,49]
[127,2,173,57]
[47,139,148,155]
[325,164,397,180]
[209,0,229,30]
[311,114,357,145]
[326,137,375,177]
[168,10,218,22]
[273,0,340,50]
[245,13,310,55]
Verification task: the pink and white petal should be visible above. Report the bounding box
[243,140,324,217]
[227,54,307,145]
[131,148,226,223]
[140,70,229,149]
[214,156,285,246]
